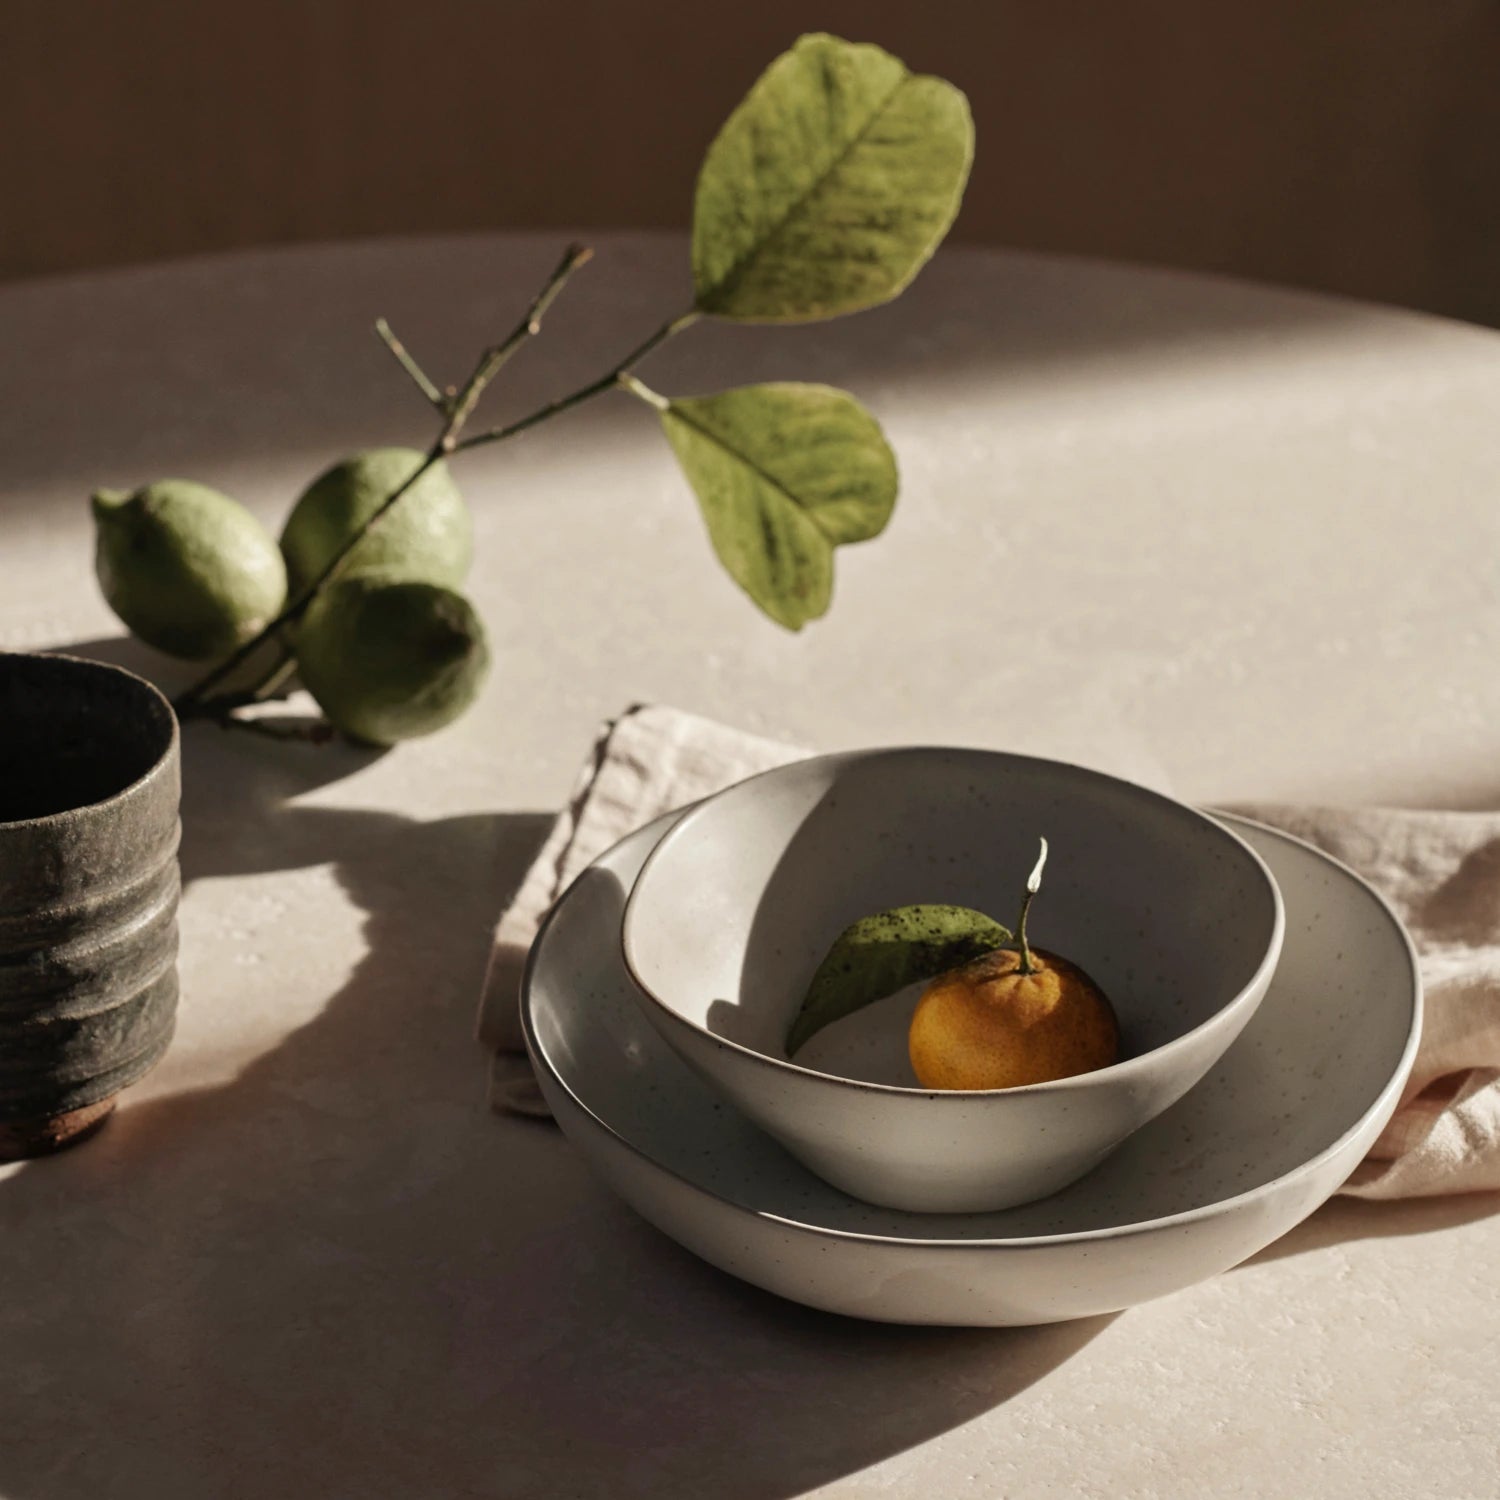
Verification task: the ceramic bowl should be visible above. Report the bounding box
[621,749,1285,1212]
[528,811,1420,1325]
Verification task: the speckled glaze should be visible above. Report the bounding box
[0,653,181,1159]
[526,811,1420,1325]
[621,749,1285,1212]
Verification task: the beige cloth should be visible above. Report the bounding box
[479,705,1500,1201]
[478,706,802,1117]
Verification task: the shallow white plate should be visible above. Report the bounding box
[523,813,1420,1326]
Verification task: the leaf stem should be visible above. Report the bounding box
[617,372,670,411]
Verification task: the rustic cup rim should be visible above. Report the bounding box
[0,651,179,832]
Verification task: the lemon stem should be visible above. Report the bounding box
[1015,837,1048,975]
[90,488,131,519]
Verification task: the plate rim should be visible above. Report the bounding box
[522,807,1422,1251]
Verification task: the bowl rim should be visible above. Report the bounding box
[526,809,1422,1250]
[620,746,1288,1101]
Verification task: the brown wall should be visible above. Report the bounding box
[9,2,1500,322]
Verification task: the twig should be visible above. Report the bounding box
[252,651,299,701]
[440,243,594,450]
[174,648,296,720]
[374,319,447,413]
[174,463,432,713]
[174,244,696,728]
[454,310,696,453]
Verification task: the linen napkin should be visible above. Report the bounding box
[478,705,1500,1201]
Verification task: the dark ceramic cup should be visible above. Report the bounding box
[0,652,181,1159]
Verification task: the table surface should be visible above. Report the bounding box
[2,232,1498,1499]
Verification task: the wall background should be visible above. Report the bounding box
[8,1,1499,323]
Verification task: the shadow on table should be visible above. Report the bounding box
[0,636,1112,1500]
[1242,1189,1500,1269]
[48,631,343,747]
[37,633,1495,1495]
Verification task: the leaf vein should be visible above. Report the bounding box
[668,404,838,537]
[701,70,910,311]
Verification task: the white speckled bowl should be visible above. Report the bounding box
[527,811,1420,1325]
[621,749,1285,1213]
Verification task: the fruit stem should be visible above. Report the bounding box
[1015,836,1048,975]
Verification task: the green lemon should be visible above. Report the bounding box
[280,448,472,594]
[91,481,288,660]
[294,571,489,745]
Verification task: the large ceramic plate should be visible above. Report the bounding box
[522,813,1420,1325]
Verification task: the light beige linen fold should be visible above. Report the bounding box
[479,706,1500,1201]
[478,706,801,1117]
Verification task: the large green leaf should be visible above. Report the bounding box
[692,33,974,323]
[785,905,1012,1057]
[659,382,897,629]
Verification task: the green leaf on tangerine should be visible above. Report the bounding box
[785,905,1012,1057]
[692,32,974,323]
[660,382,896,630]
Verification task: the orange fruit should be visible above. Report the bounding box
[908,945,1119,1091]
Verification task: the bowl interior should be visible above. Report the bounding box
[530,812,1417,1240]
[625,750,1280,1084]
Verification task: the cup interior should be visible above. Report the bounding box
[0,654,177,824]
[627,749,1280,1085]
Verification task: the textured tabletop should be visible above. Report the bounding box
[1,233,1497,1498]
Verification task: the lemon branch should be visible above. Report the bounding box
[439,243,595,444]
[175,241,673,720]
[450,310,697,454]
[175,245,699,728]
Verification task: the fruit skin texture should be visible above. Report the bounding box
[279,448,472,594]
[92,481,288,661]
[908,946,1119,1091]
[294,571,489,746]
